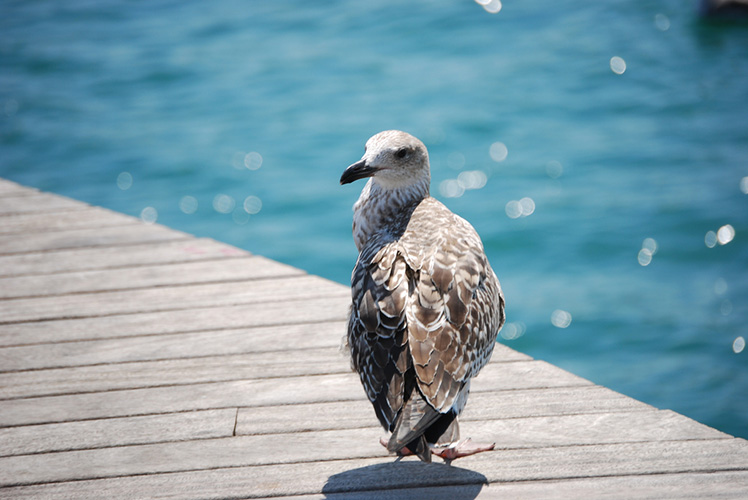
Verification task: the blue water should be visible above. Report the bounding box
[2,0,747,438]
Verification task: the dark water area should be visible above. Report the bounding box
[2,0,747,438]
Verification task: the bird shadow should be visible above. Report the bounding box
[321,459,487,499]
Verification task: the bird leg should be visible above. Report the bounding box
[379,436,416,456]
[380,436,495,460]
[431,438,495,460]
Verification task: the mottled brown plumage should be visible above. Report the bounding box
[340,130,505,462]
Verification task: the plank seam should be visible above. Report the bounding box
[2,442,747,490]
[0,234,196,257]
[0,271,308,301]
[0,291,349,326]
[0,405,663,458]
[0,317,350,349]
[0,347,529,375]
[0,253,252,280]
[0,381,595,426]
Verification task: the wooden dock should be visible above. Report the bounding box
[0,177,747,499]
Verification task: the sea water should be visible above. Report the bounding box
[2,0,747,438]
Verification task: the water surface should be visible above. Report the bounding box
[2,0,747,438]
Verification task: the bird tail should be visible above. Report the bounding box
[387,388,442,463]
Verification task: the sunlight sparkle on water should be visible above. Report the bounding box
[213,194,236,214]
[439,170,487,198]
[501,321,526,340]
[232,209,250,225]
[705,225,734,248]
[717,224,735,245]
[116,172,133,190]
[140,206,157,224]
[489,141,508,162]
[638,249,653,266]
[638,238,658,266]
[551,309,572,329]
[546,160,563,179]
[610,56,626,75]
[740,176,748,194]
[734,336,746,354]
[705,230,718,248]
[654,13,670,31]
[243,195,262,214]
[505,197,535,219]
[457,170,487,190]
[475,0,502,14]
[179,195,198,214]
[439,179,464,198]
[244,152,263,170]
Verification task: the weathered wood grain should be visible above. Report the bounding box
[0,179,37,196]
[0,387,651,456]
[2,179,747,499]
[0,345,530,399]
[0,192,89,215]
[0,409,236,457]
[1,437,746,489]
[0,238,249,278]
[235,386,651,436]
[0,332,526,373]
[5,470,748,500]
[0,347,351,398]
[0,223,191,255]
[0,274,349,323]
[0,301,349,346]
[0,206,140,235]
[0,255,304,298]
[0,360,591,427]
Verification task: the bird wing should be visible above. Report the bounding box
[348,197,505,432]
[348,235,412,431]
[400,198,505,413]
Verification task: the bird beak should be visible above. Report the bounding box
[340,159,379,185]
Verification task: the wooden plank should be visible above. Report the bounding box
[5,469,748,500]
[0,387,650,456]
[0,179,37,196]
[0,274,349,323]
[0,321,345,370]
[0,345,529,399]
[197,471,748,500]
[0,437,746,489]
[0,409,236,457]
[0,330,526,371]
[0,206,141,235]
[0,238,250,278]
[0,255,304,299]
[235,386,651,436]
[0,347,350,398]
[464,409,729,447]
[0,302,350,346]
[0,192,89,215]
[1,179,745,499]
[0,360,591,427]
[0,223,191,255]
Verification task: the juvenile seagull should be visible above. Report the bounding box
[340,130,505,462]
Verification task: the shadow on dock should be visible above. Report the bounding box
[322,460,487,499]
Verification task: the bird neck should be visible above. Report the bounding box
[352,178,430,251]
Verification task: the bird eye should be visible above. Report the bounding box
[395,148,408,159]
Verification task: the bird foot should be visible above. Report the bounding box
[379,437,494,460]
[431,438,495,460]
[379,436,417,456]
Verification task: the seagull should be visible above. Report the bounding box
[340,130,505,462]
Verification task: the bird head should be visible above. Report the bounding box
[340,130,430,190]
